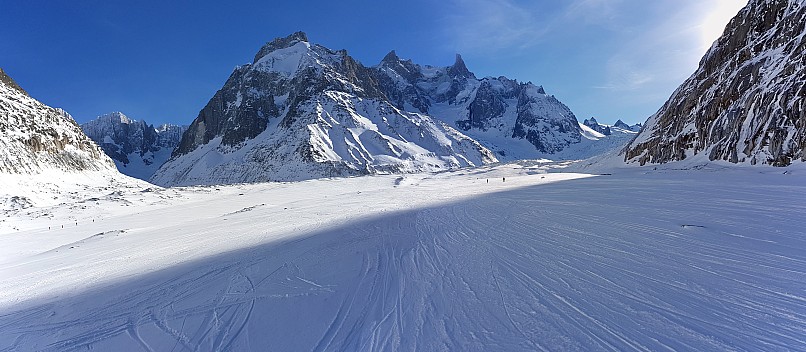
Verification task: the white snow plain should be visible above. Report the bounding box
[1,162,805,351]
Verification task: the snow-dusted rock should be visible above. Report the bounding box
[152,33,497,186]
[376,52,582,159]
[625,0,806,166]
[81,112,187,180]
[583,117,612,136]
[153,32,601,186]
[0,68,115,175]
[613,119,641,132]
[0,69,142,212]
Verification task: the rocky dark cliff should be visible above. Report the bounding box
[0,68,27,96]
[625,0,806,166]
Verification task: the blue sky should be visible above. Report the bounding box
[1,0,746,126]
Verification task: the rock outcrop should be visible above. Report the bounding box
[583,118,612,136]
[0,69,116,174]
[625,0,806,166]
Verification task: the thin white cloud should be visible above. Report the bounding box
[441,0,551,52]
[594,0,747,92]
[564,0,624,27]
[697,0,748,51]
[437,0,750,117]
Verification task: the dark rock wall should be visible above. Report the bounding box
[625,0,806,166]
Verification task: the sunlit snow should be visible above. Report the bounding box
[1,162,804,351]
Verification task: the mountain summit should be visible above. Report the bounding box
[625,0,806,166]
[152,32,585,186]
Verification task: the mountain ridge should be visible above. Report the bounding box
[151,32,632,186]
[81,112,187,180]
[0,69,115,175]
[624,0,806,166]
[153,32,601,186]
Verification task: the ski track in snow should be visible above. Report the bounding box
[0,164,805,351]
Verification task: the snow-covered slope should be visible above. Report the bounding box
[152,32,496,186]
[81,112,187,180]
[564,120,639,160]
[376,51,582,160]
[0,69,137,212]
[2,163,804,350]
[625,0,806,166]
[0,69,114,175]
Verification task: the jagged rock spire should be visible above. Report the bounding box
[381,50,400,65]
[253,31,310,64]
[448,54,473,79]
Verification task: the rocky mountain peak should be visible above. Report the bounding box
[613,119,630,129]
[448,54,474,79]
[253,31,310,64]
[0,68,28,96]
[582,117,612,136]
[153,32,590,186]
[99,111,133,124]
[381,50,400,64]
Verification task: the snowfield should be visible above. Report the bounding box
[1,162,805,351]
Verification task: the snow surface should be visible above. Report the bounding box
[152,91,495,186]
[1,162,805,351]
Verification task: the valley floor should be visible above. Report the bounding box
[1,162,804,351]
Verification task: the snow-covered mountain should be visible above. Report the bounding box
[152,32,496,186]
[81,112,187,180]
[570,119,639,161]
[582,117,612,135]
[376,51,582,160]
[624,0,806,166]
[152,32,587,186]
[614,119,641,132]
[0,68,135,212]
[0,68,115,175]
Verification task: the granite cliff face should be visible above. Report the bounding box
[81,112,187,180]
[625,0,806,166]
[0,69,115,175]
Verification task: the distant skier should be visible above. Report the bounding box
[503,177,506,182]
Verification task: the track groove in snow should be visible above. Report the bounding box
[0,164,804,350]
